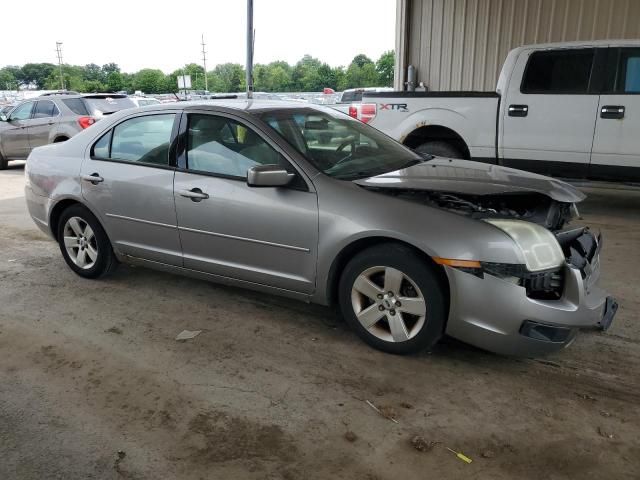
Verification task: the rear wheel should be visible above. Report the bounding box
[415,140,463,159]
[338,243,447,354]
[57,204,117,279]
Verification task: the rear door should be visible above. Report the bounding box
[501,48,601,177]
[80,112,183,266]
[28,100,60,149]
[173,111,318,294]
[590,47,640,181]
[1,101,34,159]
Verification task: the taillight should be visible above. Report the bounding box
[359,103,377,124]
[347,103,377,124]
[78,116,96,129]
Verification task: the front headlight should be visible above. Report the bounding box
[484,219,565,272]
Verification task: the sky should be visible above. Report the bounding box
[0,0,396,73]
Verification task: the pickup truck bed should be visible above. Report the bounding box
[364,91,500,160]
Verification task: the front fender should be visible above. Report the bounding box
[311,177,523,304]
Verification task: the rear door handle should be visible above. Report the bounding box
[178,188,209,202]
[600,105,625,119]
[81,173,104,184]
[508,104,529,117]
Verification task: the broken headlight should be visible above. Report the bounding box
[484,219,565,272]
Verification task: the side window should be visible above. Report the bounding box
[186,114,286,177]
[33,101,58,119]
[10,102,34,121]
[521,49,595,94]
[92,114,175,165]
[617,49,640,93]
[92,130,111,159]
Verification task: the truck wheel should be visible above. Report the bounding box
[338,243,447,355]
[415,140,463,159]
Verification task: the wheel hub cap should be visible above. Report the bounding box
[350,266,427,343]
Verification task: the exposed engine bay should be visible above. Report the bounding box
[370,189,574,231]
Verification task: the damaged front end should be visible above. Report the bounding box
[367,187,617,332]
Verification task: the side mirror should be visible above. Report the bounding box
[0,114,7,122]
[247,164,295,187]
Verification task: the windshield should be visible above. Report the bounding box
[258,108,423,180]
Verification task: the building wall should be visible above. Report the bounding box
[395,0,640,91]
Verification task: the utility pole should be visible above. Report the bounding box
[246,0,254,99]
[201,34,208,92]
[55,42,65,90]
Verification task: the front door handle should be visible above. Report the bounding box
[81,173,104,184]
[179,188,209,202]
[508,104,529,117]
[600,105,625,119]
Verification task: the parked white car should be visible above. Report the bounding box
[352,40,640,183]
[129,97,161,108]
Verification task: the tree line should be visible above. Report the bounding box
[0,51,394,94]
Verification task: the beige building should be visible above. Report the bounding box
[394,0,640,91]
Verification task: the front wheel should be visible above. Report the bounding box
[338,243,447,354]
[57,204,118,279]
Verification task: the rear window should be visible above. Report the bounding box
[62,98,89,115]
[339,90,363,103]
[521,49,595,94]
[84,96,136,116]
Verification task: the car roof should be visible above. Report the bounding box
[139,99,336,114]
[511,39,640,53]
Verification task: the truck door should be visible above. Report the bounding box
[500,48,601,178]
[590,47,640,182]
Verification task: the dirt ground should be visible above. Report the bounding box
[1,162,639,480]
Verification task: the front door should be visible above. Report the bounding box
[80,112,183,266]
[501,47,601,177]
[1,101,34,159]
[173,112,318,294]
[28,100,60,149]
[590,47,640,182]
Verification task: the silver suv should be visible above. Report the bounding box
[0,94,135,169]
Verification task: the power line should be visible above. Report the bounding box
[55,42,65,90]
[201,34,208,91]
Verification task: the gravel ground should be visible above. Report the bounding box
[1,163,639,479]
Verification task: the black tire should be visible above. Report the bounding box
[338,243,447,354]
[56,204,118,279]
[415,140,463,159]
[0,152,7,170]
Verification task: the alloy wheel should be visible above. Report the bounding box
[63,216,98,270]
[350,266,427,342]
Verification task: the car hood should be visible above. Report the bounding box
[353,158,585,203]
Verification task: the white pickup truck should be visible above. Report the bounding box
[355,40,640,182]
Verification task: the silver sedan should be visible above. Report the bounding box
[24,100,617,356]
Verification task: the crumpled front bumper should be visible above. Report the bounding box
[443,249,616,356]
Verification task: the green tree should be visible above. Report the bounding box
[20,63,56,89]
[253,61,292,92]
[0,67,19,90]
[101,63,120,76]
[376,50,395,87]
[209,63,245,92]
[351,54,374,69]
[105,71,124,92]
[341,53,381,88]
[133,69,166,94]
